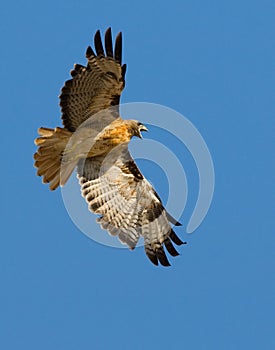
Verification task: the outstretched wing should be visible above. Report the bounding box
[77,144,185,266]
[60,28,127,132]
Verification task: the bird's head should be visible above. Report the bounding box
[127,120,148,139]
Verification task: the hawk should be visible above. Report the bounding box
[34,28,186,266]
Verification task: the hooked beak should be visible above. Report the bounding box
[137,124,148,138]
[139,125,148,132]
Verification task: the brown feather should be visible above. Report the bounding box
[59,29,125,131]
[49,174,61,191]
[104,27,113,57]
[115,32,122,64]
[34,127,73,190]
[94,30,104,56]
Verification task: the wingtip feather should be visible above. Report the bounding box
[94,29,104,56]
[170,229,186,246]
[104,27,113,58]
[114,32,122,64]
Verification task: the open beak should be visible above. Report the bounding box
[139,125,148,132]
[137,125,148,138]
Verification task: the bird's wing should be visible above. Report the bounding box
[60,28,126,132]
[77,144,185,266]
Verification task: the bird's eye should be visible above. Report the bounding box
[106,71,117,80]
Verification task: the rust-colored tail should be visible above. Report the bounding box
[34,127,76,190]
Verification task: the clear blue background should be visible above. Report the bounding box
[1,1,274,349]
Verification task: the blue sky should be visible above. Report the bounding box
[1,0,274,349]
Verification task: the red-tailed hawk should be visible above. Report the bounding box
[34,28,186,266]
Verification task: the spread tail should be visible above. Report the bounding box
[34,127,76,190]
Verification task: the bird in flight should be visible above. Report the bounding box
[34,28,186,266]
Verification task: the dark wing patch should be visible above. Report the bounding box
[77,145,185,267]
[60,28,126,132]
[121,160,144,180]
